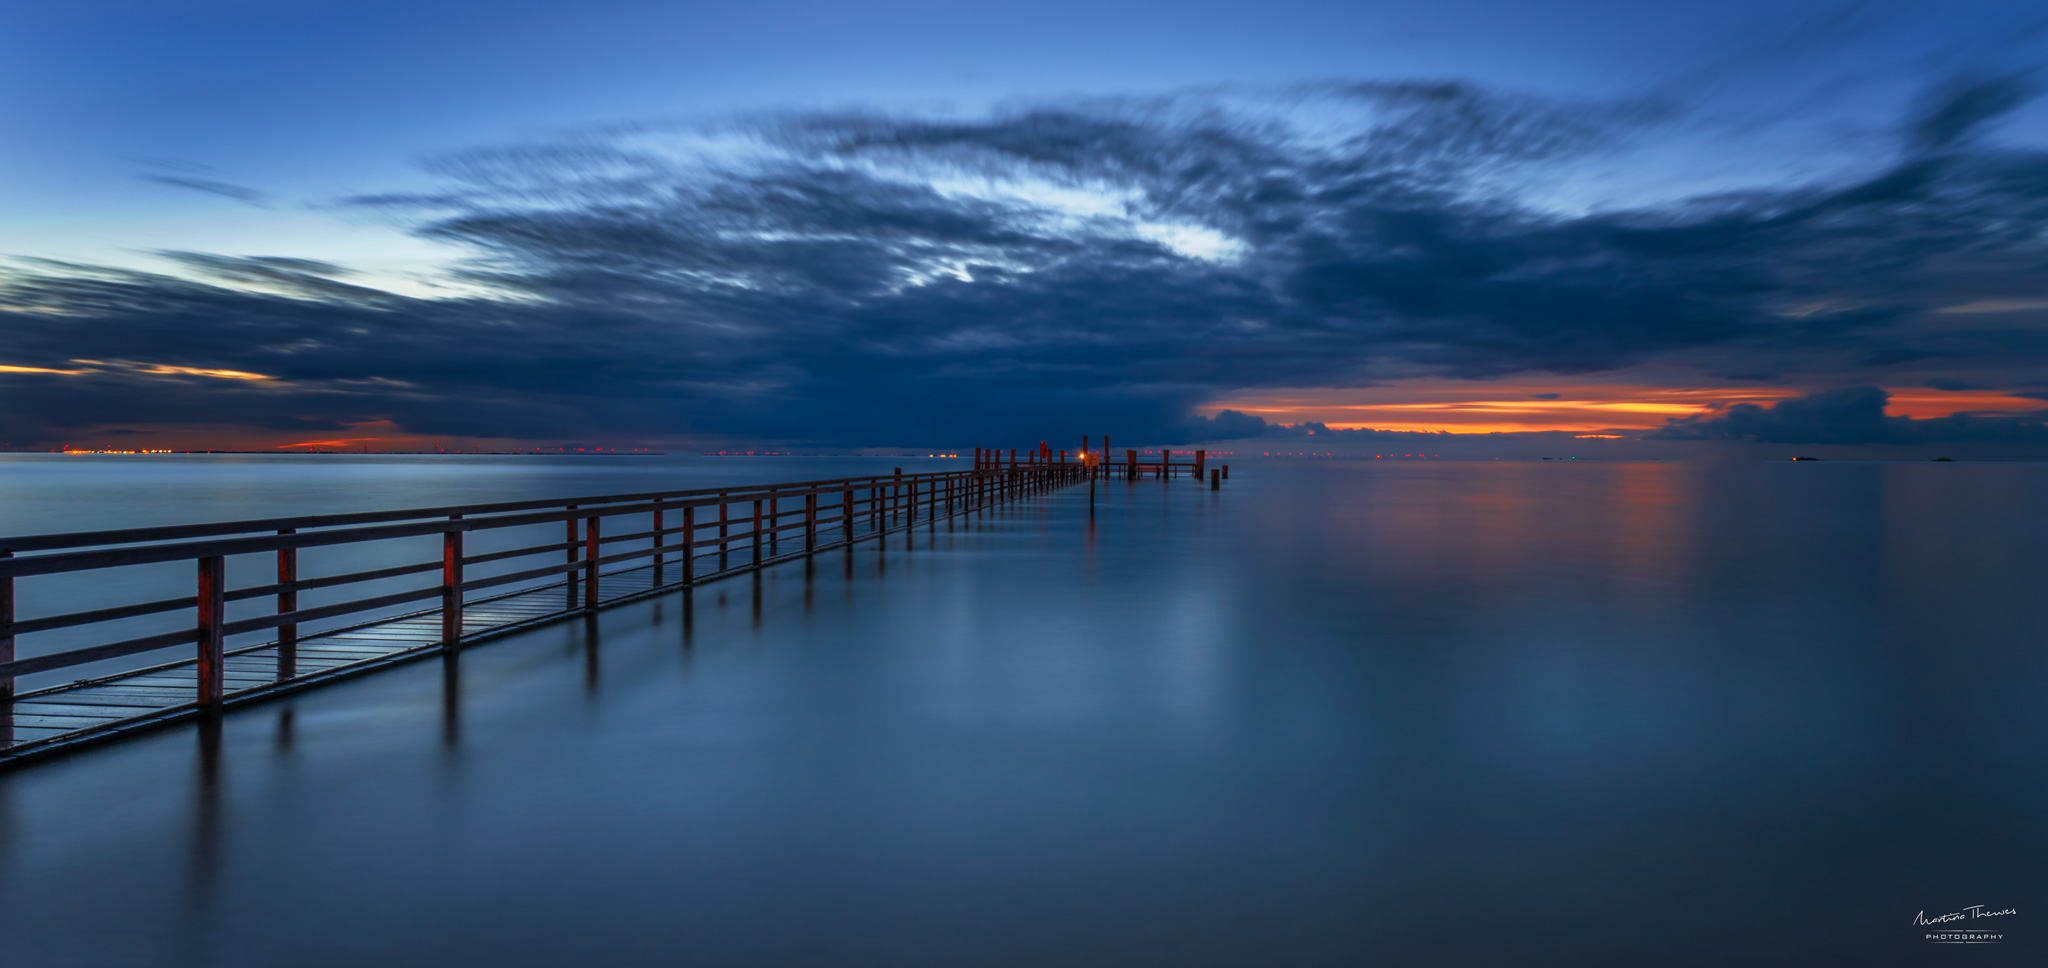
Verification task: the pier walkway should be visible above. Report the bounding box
[0,450,1107,767]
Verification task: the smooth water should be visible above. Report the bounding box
[1,456,2044,966]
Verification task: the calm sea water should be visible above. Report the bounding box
[1,455,2044,966]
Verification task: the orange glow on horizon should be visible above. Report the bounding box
[1205,380,2048,435]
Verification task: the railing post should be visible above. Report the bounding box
[583,514,601,611]
[893,468,903,527]
[652,504,665,585]
[196,555,225,710]
[718,493,730,558]
[276,528,297,679]
[768,489,780,556]
[1195,450,1205,482]
[1,551,14,708]
[565,504,580,610]
[844,488,855,543]
[682,505,696,583]
[805,493,817,552]
[751,499,763,569]
[443,514,464,648]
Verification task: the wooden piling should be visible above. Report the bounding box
[718,493,730,557]
[651,505,665,584]
[682,505,696,584]
[196,555,225,709]
[583,515,601,611]
[442,515,464,647]
[276,528,297,678]
[0,553,13,707]
[565,504,580,609]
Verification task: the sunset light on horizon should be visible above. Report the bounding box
[1202,382,2048,435]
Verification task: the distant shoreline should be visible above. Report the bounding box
[8,450,669,457]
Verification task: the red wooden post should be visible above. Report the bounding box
[276,528,297,679]
[442,514,464,647]
[718,493,730,557]
[805,493,817,552]
[583,514,601,611]
[682,505,696,583]
[196,555,226,709]
[1223,464,1230,480]
[1195,450,1205,482]
[1127,449,1137,478]
[652,504,665,584]
[1,552,14,707]
[1211,468,1221,490]
[585,509,598,605]
[565,503,580,609]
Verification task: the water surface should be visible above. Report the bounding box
[1,456,2043,966]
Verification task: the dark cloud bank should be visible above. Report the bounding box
[6,79,2048,450]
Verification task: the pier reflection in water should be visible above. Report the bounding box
[2,459,2047,966]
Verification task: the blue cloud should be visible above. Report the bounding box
[1649,387,2048,443]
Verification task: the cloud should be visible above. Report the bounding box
[3,77,2048,449]
[1907,74,2034,154]
[141,175,271,207]
[1179,409,1464,444]
[1648,386,2048,443]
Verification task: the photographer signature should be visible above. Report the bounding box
[1916,905,2016,926]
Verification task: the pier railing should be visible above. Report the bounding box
[0,460,1085,728]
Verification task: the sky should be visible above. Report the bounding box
[4,0,2048,454]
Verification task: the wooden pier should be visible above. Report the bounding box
[0,450,1137,767]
